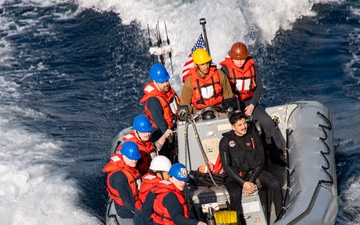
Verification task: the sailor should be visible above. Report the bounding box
[139,64,179,162]
[219,111,283,224]
[151,163,207,225]
[116,115,172,176]
[219,42,286,166]
[179,48,234,114]
[133,155,172,225]
[103,141,142,225]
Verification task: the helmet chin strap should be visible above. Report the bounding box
[197,66,208,78]
[135,130,147,143]
[153,81,161,91]
[157,171,165,180]
[153,81,167,93]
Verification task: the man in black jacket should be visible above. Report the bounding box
[219,111,283,224]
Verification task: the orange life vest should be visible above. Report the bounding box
[103,154,141,207]
[189,66,223,110]
[116,132,155,176]
[151,180,189,225]
[212,154,225,174]
[198,154,225,175]
[220,57,256,101]
[140,82,179,129]
[135,173,161,211]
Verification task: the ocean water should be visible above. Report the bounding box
[0,0,359,224]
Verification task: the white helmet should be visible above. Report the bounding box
[149,155,172,172]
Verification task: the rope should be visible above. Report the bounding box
[287,111,334,225]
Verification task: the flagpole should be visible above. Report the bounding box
[199,18,210,56]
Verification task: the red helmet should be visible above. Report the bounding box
[228,42,250,60]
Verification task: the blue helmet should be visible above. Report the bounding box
[120,141,141,160]
[149,64,170,83]
[133,115,153,132]
[168,163,189,182]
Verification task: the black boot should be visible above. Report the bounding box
[237,212,247,225]
[270,150,287,167]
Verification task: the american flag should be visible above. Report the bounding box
[181,34,207,83]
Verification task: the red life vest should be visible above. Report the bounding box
[189,66,223,110]
[198,154,225,175]
[140,82,179,129]
[220,57,256,101]
[103,154,141,207]
[212,154,225,175]
[151,180,189,225]
[135,173,161,211]
[116,132,155,176]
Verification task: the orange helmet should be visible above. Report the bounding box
[228,42,250,60]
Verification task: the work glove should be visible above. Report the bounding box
[177,105,189,121]
[179,108,187,117]
[222,96,239,112]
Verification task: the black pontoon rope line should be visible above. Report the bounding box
[113,140,122,154]
[287,111,334,225]
[106,200,118,222]
[317,111,334,185]
[271,104,295,220]
[287,182,322,225]
[278,128,292,220]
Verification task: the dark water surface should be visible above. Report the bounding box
[0,0,359,224]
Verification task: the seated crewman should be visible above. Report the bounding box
[179,48,234,115]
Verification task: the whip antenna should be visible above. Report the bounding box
[164,22,174,75]
[156,21,165,65]
[199,18,210,55]
[147,24,155,63]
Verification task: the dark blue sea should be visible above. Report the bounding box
[0,0,359,224]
